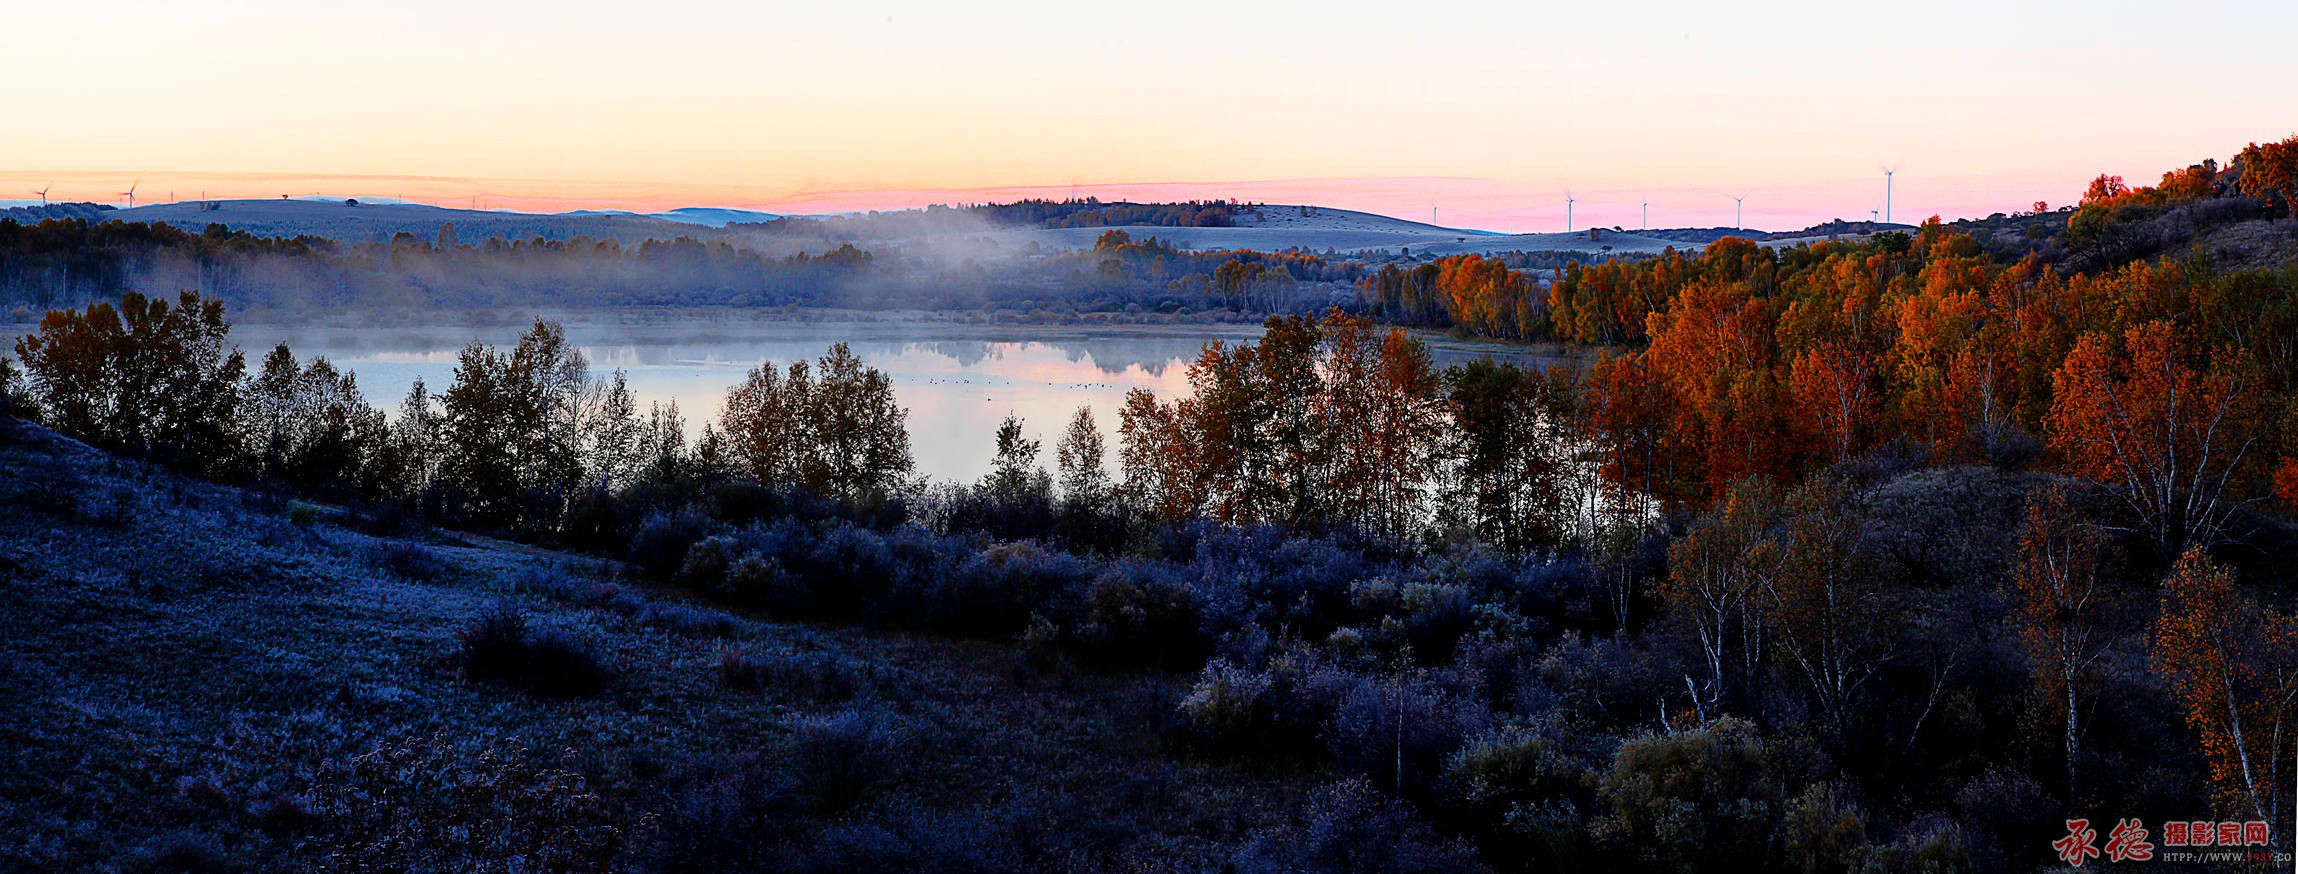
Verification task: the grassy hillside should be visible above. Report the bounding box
[0,416,1374,872]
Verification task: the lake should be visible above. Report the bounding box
[10,311,1579,484]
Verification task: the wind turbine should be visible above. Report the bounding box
[1882,166,1896,224]
[120,181,138,209]
[33,185,50,207]
[1870,208,1879,225]
[1564,192,1576,233]
[1731,195,1745,231]
[1641,198,1649,231]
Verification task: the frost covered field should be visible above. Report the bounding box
[0,417,1314,871]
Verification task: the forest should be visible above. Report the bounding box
[6,139,2298,871]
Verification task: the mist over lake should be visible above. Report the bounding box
[200,312,1572,484]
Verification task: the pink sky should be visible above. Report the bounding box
[5,3,2293,233]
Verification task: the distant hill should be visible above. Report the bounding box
[99,199,721,244]
[562,206,783,228]
[744,203,1694,258]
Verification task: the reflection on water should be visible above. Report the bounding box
[85,315,1576,484]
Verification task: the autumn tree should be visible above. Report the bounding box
[2007,484,2113,791]
[1257,314,1324,528]
[1582,353,1675,517]
[719,343,910,506]
[1789,341,1880,464]
[1661,478,1781,719]
[721,359,811,491]
[0,353,28,418]
[1317,311,1444,540]
[811,342,913,505]
[380,378,439,500]
[1758,476,1895,740]
[1444,358,1579,551]
[982,413,1051,504]
[13,291,247,476]
[1178,339,1268,524]
[435,321,589,529]
[1642,278,1792,498]
[2235,136,2298,216]
[1056,405,1110,515]
[242,345,386,497]
[2153,547,2298,827]
[1117,387,1199,522]
[2046,321,2264,558]
[636,401,689,485]
[581,371,645,491]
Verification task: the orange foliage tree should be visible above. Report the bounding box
[1643,278,1794,498]
[2236,136,2298,216]
[2046,321,2265,558]
[2153,547,2298,826]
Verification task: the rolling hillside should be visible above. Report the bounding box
[100,199,717,244]
[0,414,1317,870]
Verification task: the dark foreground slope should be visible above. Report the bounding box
[0,417,1333,872]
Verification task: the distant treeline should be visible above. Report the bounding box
[0,215,1367,317]
[0,201,118,224]
[739,198,1245,236]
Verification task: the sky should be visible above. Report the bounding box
[6,0,2296,232]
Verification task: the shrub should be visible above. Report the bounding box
[720,554,801,613]
[368,540,447,582]
[631,752,796,874]
[1593,717,1781,870]
[1440,722,1587,812]
[1075,560,1207,669]
[642,602,744,638]
[704,479,783,525]
[519,630,610,698]
[18,460,84,516]
[678,535,739,591]
[1779,781,1870,874]
[807,809,1023,872]
[787,708,906,813]
[1859,817,1977,874]
[1438,722,1598,865]
[1396,580,1477,662]
[458,604,530,681]
[1231,777,1489,874]
[135,834,230,874]
[93,483,139,528]
[456,605,609,699]
[1176,658,1276,755]
[931,540,1088,637]
[794,523,901,620]
[718,645,859,702]
[314,734,628,872]
[559,486,632,553]
[629,508,714,579]
[1324,670,1487,793]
